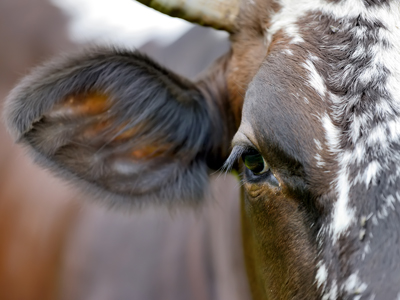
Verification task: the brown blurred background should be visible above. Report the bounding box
[0,0,250,299]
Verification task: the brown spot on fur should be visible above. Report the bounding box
[130,145,170,159]
[56,93,110,117]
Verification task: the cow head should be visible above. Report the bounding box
[4,0,400,299]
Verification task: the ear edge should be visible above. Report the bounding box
[4,46,224,207]
[23,144,212,209]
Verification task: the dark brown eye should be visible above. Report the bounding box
[242,149,269,175]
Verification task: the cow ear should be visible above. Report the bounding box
[4,48,227,207]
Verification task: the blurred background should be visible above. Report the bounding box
[0,0,250,299]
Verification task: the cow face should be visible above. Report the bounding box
[225,0,400,299]
[4,0,400,299]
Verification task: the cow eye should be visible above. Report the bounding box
[242,149,269,175]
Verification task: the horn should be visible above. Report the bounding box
[135,0,240,33]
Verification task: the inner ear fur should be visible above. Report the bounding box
[4,47,232,208]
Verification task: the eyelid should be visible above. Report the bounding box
[258,155,269,174]
[232,130,262,153]
[226,129,264,172]
[232,131,252,148]
[233,120,259,145]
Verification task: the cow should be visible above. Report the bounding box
[0,2,248,299]
[4,0,400,299]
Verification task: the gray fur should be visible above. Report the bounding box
[4,47,225,208]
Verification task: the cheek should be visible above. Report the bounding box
[242,191,318,299]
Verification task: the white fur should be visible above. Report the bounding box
[267,0,367,46]
[314,138,323,151]
[377,195,397,220]
[343,273,368,295]
[367,126,388,149]
[353,144,366,165]
[322,280,338,300]
[269,0,400,240]
[322,0,400,237]
[351,44,366,60]
[267,0,400,296]
[283,49,293,55]
[363,160,381,188]
[316,261,328,289]
[388,119,400,142]
[322,115,355,241]
[315,153,325,168]
[332,157,354,241]
[322,114,341,154]
[303,59,327,98]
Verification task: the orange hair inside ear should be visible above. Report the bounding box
[61,93,111,116]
